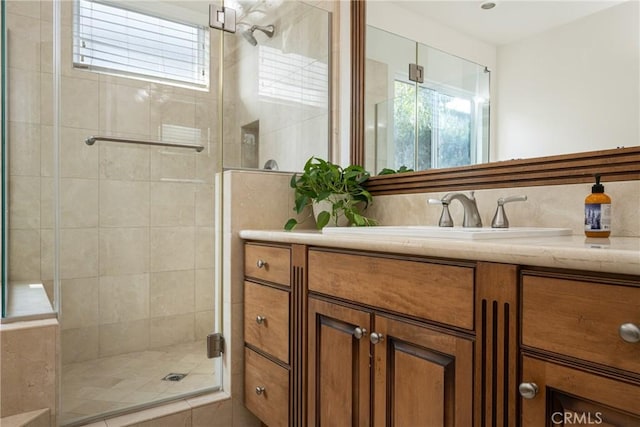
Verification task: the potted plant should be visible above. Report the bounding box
[284,157,377,230]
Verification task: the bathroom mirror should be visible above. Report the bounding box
[351,1,640,192]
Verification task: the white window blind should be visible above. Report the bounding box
[73,0,209,88]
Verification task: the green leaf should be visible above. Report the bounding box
[316,211,330,229]
[284,218,298,231]
[294,195,309,213]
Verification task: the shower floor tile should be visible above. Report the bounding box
[60,340,218,425]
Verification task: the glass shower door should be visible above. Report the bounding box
[55,1,223,424]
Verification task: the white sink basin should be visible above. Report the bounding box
[322,226,573,240]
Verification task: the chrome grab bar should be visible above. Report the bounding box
[85,135,204,153]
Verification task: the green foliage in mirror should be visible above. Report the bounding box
[285,157,376,230]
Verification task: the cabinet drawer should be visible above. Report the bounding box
[244,347,289,427]
[244,281,290,363]
[522,275,640,374]
[308,250,475,330]
[245,244,291,286]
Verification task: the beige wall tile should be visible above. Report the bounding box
[230,302,244,376]
[150,149,197,181]
[58,127,100,178]
[99,274,149,324]
[6,0,41,19]
[149,314,195,349]
[61,277,99,330]
[62,326,99,364]
[150,227,195,272]
[40,20,53,74]
[99,319,149,358]
[61,76,99,129]
[195,185,215,226]
[8,229,41,281]
[99,81,150,136]
[7,12,41,71]
[195,227,215,269]
[39,73,53,126]
[8,122,41,176]
[191,398,232,427]
[195,269,215,312]
[118,410,191,427]
[100,228,149,276]
[149,270,195,318]
[0,321,58,419]
[195,310,214,341]
[150,182,195,227]
[232,399,261,427]
[60,228,99,279]
[195,151,217,184]
[9,176,40,229]
[149,88,197,131]
[100,181,150,227]
[8,70,40,124]
[99,143,150,181]
[60,178,99,228]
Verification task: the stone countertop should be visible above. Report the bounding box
[239,230,640,276]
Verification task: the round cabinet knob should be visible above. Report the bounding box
[519,382,539,399]
[619,323,640,343]
[353,327,367,340]
[255,386,265,395]
[256,259,267,269]
[256,315,267,325]
[370,332,384,345]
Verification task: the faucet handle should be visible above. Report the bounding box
[491,195,527,228]
[497,195,527,206]
[428,199,453,227]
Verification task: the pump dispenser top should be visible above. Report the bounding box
[584,174,611,238]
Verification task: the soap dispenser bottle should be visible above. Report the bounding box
[584,174,611,238]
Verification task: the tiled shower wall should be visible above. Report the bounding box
[6,0,218,363]
[223,1,331,172]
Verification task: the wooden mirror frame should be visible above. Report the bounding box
[350,1,640,196]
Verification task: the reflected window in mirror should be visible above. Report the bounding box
[365,26,490,174]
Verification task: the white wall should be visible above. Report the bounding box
[495,0,639,160]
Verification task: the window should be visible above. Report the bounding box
[392,79,488,170]
[73,0,209,88]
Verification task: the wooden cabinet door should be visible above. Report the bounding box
[372,315,474,427]
[308,297,371,427]
[521,355,640,426]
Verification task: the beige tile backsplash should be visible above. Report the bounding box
[366,180,640,237]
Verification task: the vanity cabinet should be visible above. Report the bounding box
[307,297,474,426]
[307,249,475,427]
[242,239,640,427]
[520,271,640,425]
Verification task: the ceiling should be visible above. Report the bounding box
[390,0,627,45]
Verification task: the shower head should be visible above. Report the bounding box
[242,24,275,46]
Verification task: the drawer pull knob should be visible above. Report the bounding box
[255,386,265,395]
[519,382,539,399]
[256,259,267,269]
[353,327,367,340]
[256,315,267,325]
[370,332,384,345]
[619,323,640,343]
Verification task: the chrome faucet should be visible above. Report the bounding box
[429,192,482,227]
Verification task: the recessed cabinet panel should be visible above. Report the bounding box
[245,244,291,286]
[244,347,290,427]
[521,356,640,425]
[372,315,473,427]
[244,281,290,363]
[522,275,640,374]
[307,298,371,427]
[308,250,474,329]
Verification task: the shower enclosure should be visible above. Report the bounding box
[1,0,330,425]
